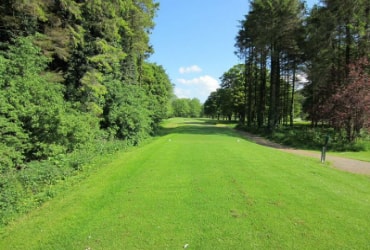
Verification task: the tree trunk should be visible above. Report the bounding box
[290,60,296,126]
[345,18,351,77]
[258,50,267,128]
[268,43,280,131]
[247,50,253,127]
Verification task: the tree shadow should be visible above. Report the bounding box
[158,118,243,139]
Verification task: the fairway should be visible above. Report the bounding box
[1,118,370,249]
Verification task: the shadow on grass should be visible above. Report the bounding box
[158,118,241,139]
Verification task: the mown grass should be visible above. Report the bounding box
[1,118,370,249]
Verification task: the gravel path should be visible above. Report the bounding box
[239,131,370,176]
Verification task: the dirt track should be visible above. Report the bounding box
[240,131,370,176]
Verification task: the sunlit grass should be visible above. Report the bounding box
[1,118,369,249]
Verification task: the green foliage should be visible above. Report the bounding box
[172,98,191,117]
[79,70,107,116]
[204,91,220,119]
[240,124,369,152]
[205,64,247,121]
[303,0,370,139]
[57,109,101,152]
[171,98,202,118]
[0,53,28,171]
[0,36,54,166]
[0,36,101,164]
[103,82,152,144]
[141,63,174,130]
[0,172,23,224]
[293,91,304,119]
[0,137,138,226]
[188,98,203,118]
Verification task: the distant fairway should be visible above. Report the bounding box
[1,118,369,249]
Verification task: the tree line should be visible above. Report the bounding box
[204,0,370,142]
[171,98,203,118]
[0,1,174,172]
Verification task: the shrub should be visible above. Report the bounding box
[0,172,24,225]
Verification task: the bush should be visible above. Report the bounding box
[103,82,152,144]
[0,172,24,225]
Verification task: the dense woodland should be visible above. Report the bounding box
[0,0,177,223]
[0,0,174,170]
[204,0,370,142]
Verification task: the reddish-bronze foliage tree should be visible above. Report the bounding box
[325,58,370,141]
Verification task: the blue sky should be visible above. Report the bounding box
[149,0,318,103]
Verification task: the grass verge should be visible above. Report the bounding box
[238,123,370,158]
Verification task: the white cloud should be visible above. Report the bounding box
[296,73,309,84]
[174,88,192,99]
[175,75,220,102]
[177,75,219,92]
[179,65,202,74]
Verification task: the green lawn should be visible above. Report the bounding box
[1,118,370,249]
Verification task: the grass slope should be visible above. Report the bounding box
[1,118,370,249]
